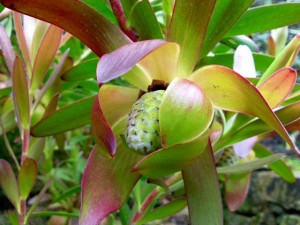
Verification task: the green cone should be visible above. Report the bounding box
[125,90,165,154]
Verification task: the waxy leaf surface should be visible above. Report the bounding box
[12,57,30,131]
[31,96,95,136]
[0,160,20,211]
[257,68,296,108]
[217,153,285,174]
[226,3,300,37]
[190,65,299,154]
[18,158,37,200]
[62,59,98,81]
[0,24,15,73]
[225,173,251,212]
[182,142,223,225]
[167,0,216,75]
[0,0,131,57]
[160,78,213,147]
[80,119,142,225]
[253,144,295,183]
[132,134,208,178]
[31,25,62,92]
[97,40,166,85]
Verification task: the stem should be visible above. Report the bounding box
[109,0,137,41]
[25,180,51,224]
[19,199,26,225]
[0,120,20,170]
[21,129,30,164]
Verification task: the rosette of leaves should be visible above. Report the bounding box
[1,0,300,225]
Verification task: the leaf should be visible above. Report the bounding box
[0,23,15,73]
[32,211,79,218]
[12,56,30,131]
[31,95,95,137]
[167,0,216,75]
[52,185,81,203]
[225,173,251,212]
[132,134,208,179]
[81,0,116,23]
[200,0,254,58]
[217,153,285,174]
[258,34,300,85]
[226,3,300,37]
[31,25,62,92]
[0,160,20,212]
[1,0,131,57]
[80,120,142,225]
[137,198,187,225]
[198,53,274,72]
[97,40,166,84]
[62,58,98,81]
[253,144,295,183]
[189,65,299,155]
[182,141,223,225]
[127,0,164,40]
[18,158,37,200]
[257,68,296,108]
[160,78,214,147]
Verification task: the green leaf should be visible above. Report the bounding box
[31,95,95,137]
[226,3,300,37]
[258,34,300,85]
[167,0,216,76]
[62,58,98,81]
[52,185,81,203]
[182,142,223,225]
[217,153,285,174]
[200,0,254,58]
[225,173,251,212]
[0,160,20,212]
[31,25,62,92]
[18,158,37,200]
[137,198,187,225]
[32,211,79,218]
[132,134,208,178]
[198,53,274,72]
[190,65,299,155]
[12,56,30,131]
[160,78,214,147]
[0,23,16,73]
[82,0,117,23]
[253,144,295,183]
[80,119,142,225]
[127,0,164,40]
[1,0,131,57]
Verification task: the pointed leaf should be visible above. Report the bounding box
[127,0,164,40]
[200,0,254,58]
[257,68,296,108]
[182,141,223,225]
[132,134,208,178]
[62,58,98,81]
[31,95,95,137]
[225,173,251,212]
[258,34,300,85]
[1,0,131,57]
[226,3,300,37]
[137,198,187,225]
[97,40,167,85]
[189,65,299,154]
[217,153,285,174]
[167,0,216,75]
[0,160,20,211]
[253,144,295,183]
[80,120,142,225]
[160,78,213,147]
[18,158,37,200]
[12,56,30,131]
[0,24,15,73]
[31,25,62,92]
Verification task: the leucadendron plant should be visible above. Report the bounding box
[0,0,300,224]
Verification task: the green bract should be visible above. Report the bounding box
[125,90,165,154]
